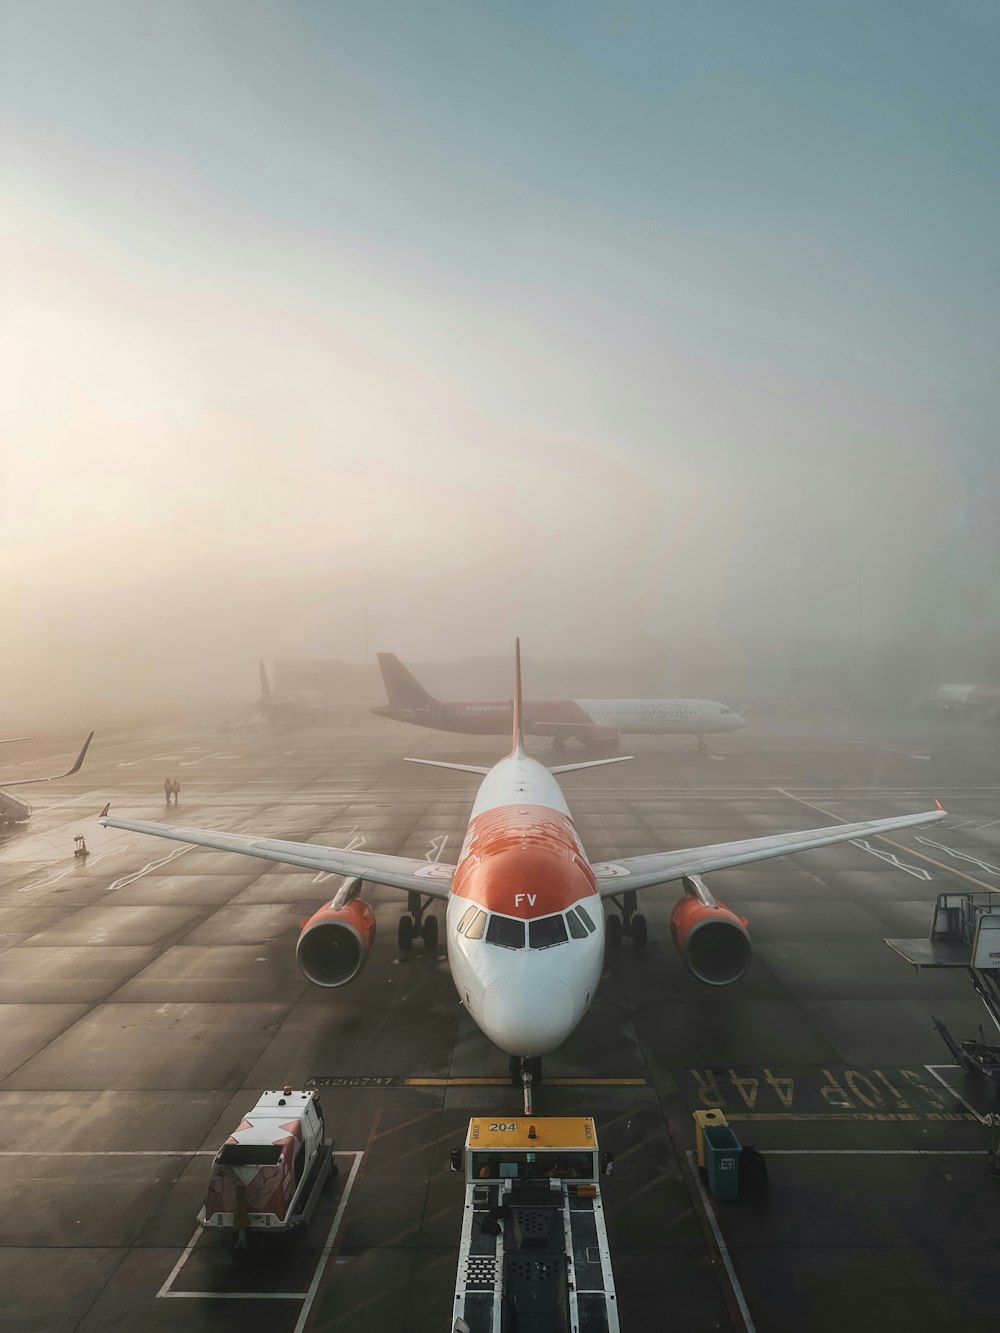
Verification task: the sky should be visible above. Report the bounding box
[2,1,998,719]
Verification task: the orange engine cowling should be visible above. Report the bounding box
[296,896,376,987]
[671,894,751,986]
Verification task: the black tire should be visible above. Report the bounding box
[526,1056,543,1087]
[421,915,439,951]
[397,914,415,952]
[606,914,623,949]
[509,1055,522,1087]
[631,913,648,951]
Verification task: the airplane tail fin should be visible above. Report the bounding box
[258,661,272,700]
[377,653,437,708]
[511,637,525,758]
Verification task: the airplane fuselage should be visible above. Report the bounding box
[445,752,605,1056]
[373,697,743,738]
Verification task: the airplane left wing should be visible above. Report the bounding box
[3,732,94,787]
[591,806,946,895]
[98,807,455,898]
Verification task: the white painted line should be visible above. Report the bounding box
[158,1150,363,1305]
[915,836,1000,876]
[106,842,193,891]
[924,1064,992,1127]
[425,834,448,862]
[157,1220,208,1299]
[684,1150,756,1333]
[849,839,933,880]
[857,745,931,761]
[116,754,183,769]
[0,1150,215,1157]
[293,1150,364,1333]
[15,845,128,896]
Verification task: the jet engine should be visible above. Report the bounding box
[296,894,376,987]
[671,875,751,986]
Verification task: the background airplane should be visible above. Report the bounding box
[100,644,944,1111]
[0,732,94,825]
[254,661,341,725]
[372,650,744,751]
[924,684,1000,717]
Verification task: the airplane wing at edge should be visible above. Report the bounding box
[591,807,947,895]
[3,732,94,787]
[97,807,455,898]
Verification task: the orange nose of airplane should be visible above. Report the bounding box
[481,975,575,1057]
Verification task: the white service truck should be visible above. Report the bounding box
[199,1086,335,1260]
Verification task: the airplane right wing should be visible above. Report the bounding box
[98,806,455,898]
[591,806,946,895]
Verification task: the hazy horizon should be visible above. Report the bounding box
[3,2,998,725]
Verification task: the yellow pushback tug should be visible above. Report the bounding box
[450,1117,618,1333]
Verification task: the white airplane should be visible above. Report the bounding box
[99,646,945,1110]
[374,650,745,751]
[1,732,94,825]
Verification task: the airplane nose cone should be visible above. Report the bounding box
[481,975,575,1057]
[727,712,746,730]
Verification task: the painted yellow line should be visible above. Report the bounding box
[405,1077,648,1087]
[406,1078,508,1086]
[774,787,1000,894]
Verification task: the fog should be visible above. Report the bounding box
[3,3,998,730]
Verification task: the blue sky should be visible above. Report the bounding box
[1,1,997,706]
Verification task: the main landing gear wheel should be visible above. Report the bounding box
[397,914,415,953]
[606,914,623,949]
[631,913,648,951]
[421,915,439,951]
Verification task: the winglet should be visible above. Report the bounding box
[99,802,110,820]
[258,661,272,700]
[934,798,946,812]
[510,637,525,758]
[66,731,94,777]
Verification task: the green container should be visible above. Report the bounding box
[704,1125,742,1200]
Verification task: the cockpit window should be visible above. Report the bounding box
[574,903,596,933]
[720,707,731,714]
[457,905,479,934]
[485,915,525,950]
[566,909,587,939]
[529,914,568,949]
[464,909,487,940]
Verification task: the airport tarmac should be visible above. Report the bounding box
[1,712,999,1332]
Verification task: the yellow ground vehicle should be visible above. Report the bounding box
[450,1116,618,1333]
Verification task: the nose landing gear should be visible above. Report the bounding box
[509,1056,543,1114]
[397,892,439,955]
[605,890,647,951]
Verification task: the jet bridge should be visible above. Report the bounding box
[886,892,1000,1080]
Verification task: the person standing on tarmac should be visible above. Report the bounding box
[164,777,173,805]
[170,779,180,804]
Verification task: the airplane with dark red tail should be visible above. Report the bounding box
[98,643,945,1112]
[373,650,744,751]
